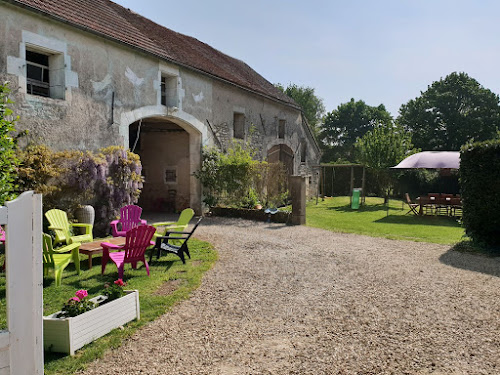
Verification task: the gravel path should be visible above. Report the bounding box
[81,217,500,374]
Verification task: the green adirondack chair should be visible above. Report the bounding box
[151,208,194,242]
[45,209,93,246]
[43,233,81,287]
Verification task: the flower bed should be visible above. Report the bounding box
[43,290,140,355]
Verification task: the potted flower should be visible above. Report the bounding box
[43,281,140,355]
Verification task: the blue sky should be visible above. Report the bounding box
[113,0,500,117]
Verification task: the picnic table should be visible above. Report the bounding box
[79,237,125,269]
[416,193,462,217]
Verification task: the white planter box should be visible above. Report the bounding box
[43,290,140,355]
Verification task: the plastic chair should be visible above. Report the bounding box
[1,226,5,271]
[110,205,147,237]
[151,217,203,264]
[101,225,156,279]
[151,208,194,242]
[43,233,81,287]
[45,209,93,246]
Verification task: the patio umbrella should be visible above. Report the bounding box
[391,151,460,169]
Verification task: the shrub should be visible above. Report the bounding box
[17,145,143,236]
[195,141,289,209]
[0,82,21,205]
[460,139,500,247]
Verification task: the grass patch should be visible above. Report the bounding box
[0,238,216,374]
[307,196,465,244]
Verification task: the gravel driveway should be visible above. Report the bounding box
[81,217,500,374]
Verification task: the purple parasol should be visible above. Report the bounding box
[391,151,460,169]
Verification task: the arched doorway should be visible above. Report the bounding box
[267,144,294,176]
[129,118,191,212]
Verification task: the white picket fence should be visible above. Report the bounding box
[0,191,43,374]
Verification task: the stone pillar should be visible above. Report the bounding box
[290,176,306,225]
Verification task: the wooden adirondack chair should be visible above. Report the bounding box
[151,217,203,264]
[43,233,81,287]
[110,205,147,237]
[45,209,93,246]
[101,225,156,279]
[151,208,194,242]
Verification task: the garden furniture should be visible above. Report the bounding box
[110,204,147,237]
[45,209,93,246]
[151,217,203,264]
[101,225,156,279]
[79,236,126,269]
[151,208,194,242]
[416,193,462,217]
[42,233,81,286]
[405,193,419,215]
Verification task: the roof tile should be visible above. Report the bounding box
[10,0,296,106]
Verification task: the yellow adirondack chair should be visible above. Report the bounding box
[151,208,194,242]
[45,209,93,246]
[43,233,81,287]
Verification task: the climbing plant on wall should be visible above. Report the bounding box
[17,145,143,236]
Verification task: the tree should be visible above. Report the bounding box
[275,83,325,131]
[0,82,20,205]
[397,72,500,151]
[319,99,392,162]
[355,124,418,200]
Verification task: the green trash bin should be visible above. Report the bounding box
[351,188,361,210]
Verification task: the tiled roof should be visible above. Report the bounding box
[7,0,297,107]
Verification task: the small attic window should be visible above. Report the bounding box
[26,48,65,99]
[160,75,177,107]
[278,119,286,139]
[26,50,50,97]
[233,113,245,139]
[301,142,307,163]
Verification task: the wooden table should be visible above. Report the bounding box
[79,237,125,269]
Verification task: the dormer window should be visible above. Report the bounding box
[233,113,245,139]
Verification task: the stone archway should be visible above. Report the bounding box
[120,106,207,214]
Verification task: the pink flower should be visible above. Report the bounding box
[75,290,88,300]
[114,279,124,287]
[69,296,80,302]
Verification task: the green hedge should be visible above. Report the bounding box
[460,139,500,247]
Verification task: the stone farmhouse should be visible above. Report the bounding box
[0,0,321,213]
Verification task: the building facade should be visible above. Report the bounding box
[0,0,321,213]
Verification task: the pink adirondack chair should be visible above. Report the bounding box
[101,225,156,279]
[1,226,5,271]
[0,226,5,244]
[110,205,147,237]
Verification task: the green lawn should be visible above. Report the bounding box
[0,238,217,375]
[307,196,465,244]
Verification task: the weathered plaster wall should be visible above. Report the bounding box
[208,81,320,181]
[0,3,158,151]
